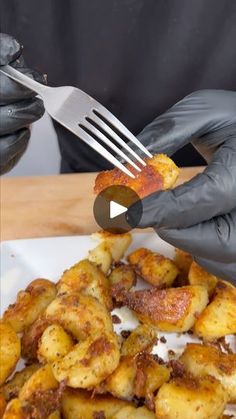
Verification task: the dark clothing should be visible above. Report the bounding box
[1,0,236,172]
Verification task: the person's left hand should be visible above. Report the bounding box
[0,33,45,174]
[127,90,236,283]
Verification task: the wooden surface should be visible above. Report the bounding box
[1,167,204,241]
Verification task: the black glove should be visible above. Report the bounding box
[0,33,45,174]
[128,90,236,283]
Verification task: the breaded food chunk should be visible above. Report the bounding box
[0,321,21,386]
[61,388,133,419]
[57,259,112,310]
[51,331,120,388]
[188,261,218,296]
[121,324,157,357]
[128,247,179,288]
[94,154,179,198]
[3,279,56,333]
[155,375,228,419]
[109,264,136,297]
[180,343,236,402]
[194,281,236,341]
[117,285,208,332]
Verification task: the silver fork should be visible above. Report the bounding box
[0,65,152,178]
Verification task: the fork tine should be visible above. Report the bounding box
[90,112,149,166]
[74,125,135,178]
[92,106,153,159]
[80,120,142,172]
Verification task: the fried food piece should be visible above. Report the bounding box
[155,375,228,419]
[118,285,208,332]
[134,353,170,403]
[37,324,74,364]
[61,388,133,419]
[91,231,132,262]
[103,356,137,400]
[52,331,120,388]
[0,321,21,386]
[102,352,170,404]
[112,405,155,419]
[21,316,51,362]
[19,364,63,419]
[57,259,112,310]
[121,324,157,357]
[94,154,180,198]
[88,242,112,274]
[19,364,58,401]
[109,264,136,298]
[3,404,61,419]
[2,398,24,419]
[180,343,236,403]
[3,279,56,333]
[45,293,113,341]
[0,394,6,418]
[127,248,179,288]
[194,281,236,341]
[188,261,218,296]
[1,364,40,401]
[2,398,60,419]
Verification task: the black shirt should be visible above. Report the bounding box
[2,0,236,172]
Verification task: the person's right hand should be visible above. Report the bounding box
[0,33,45,174]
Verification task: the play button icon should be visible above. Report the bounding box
[110,201,127,219]
[93,185,143,234]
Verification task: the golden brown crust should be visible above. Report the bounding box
[37,324,74,364]
[127,248,179,288]
[45,293,113,341]
[57,259,112,310]
[3,279,56,333]
[134,353,170,404]
[109,264,136,298]
[155,375,228,419]
[116,285,208,332]
[2,398,27,419]
[94,154,179,198]
[51,331,120,388]
[1,364,40,402]
[194,280,236,340]
[188,261,218,296]
[0,321,21,386]
[18,365,63,419]
[61,388,133,419]
[180,342,236,402]
[102,356,137,400]
[21,383,65,419]
[0,393,7,418]
[121,324,157,357]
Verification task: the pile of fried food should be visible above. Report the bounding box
[0,231,235,419]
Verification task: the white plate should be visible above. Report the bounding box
[1,233,235,415]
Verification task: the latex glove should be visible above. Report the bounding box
[127,90,236,283]
[0,33,45,174]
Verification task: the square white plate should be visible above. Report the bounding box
[1,233,235,415]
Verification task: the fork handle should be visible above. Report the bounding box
[0,65,48,97]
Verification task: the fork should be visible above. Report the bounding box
[0,65,152,178]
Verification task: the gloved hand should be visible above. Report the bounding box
[128,90,236,283]
[0,33,45,174]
